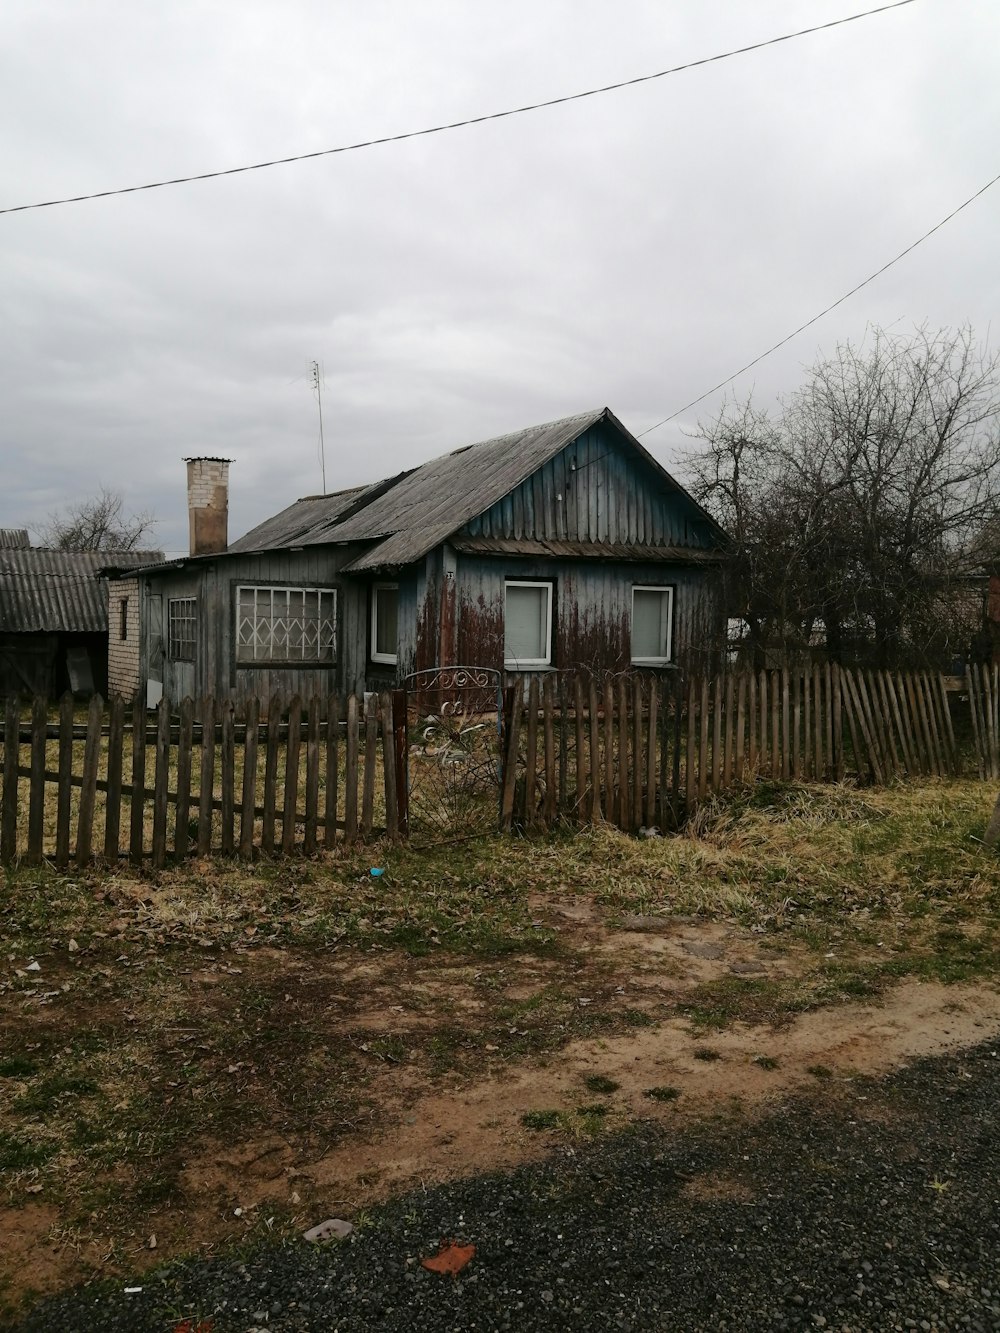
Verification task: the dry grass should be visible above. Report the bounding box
[2,776,1000,1316]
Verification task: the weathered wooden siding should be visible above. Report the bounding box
[461,421,716,549]
[143,548,371,708]
[452,556,722,676]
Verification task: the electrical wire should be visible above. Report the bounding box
[0,0,916,217]
[638,166,1000,436]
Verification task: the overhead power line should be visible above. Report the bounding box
[0,0,916,218]
[638,166,1000,437]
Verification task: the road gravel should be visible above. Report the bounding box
[17,1038,1000,1331]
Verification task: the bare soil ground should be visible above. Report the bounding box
[3,778,1000,1319]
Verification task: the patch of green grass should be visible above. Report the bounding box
[645,1085,680,1102]
[583,1074,620,1094]
[0,1131,55,1173]
[0,1055,38,1079]
[806,1064,834,1080]
[14,1075,99,1117]
[521,1109,561,1131]
[576,1103,610,1117]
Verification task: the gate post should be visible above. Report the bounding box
[392,688,409,839]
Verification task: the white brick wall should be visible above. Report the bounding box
[187,459,229,509]
[107,576,141,700]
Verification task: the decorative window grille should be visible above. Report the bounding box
[236,586,337,664]
[168,598,197,662]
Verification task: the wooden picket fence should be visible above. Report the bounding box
[0,691,403,869]
[501,664,969,833]
[0,663,991,865]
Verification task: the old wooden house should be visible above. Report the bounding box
[0,531,160,698]
[106,409,728,707]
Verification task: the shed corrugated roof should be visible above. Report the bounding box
[0,549,162,634]
[0,529,30,549]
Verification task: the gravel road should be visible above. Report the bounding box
[17,1038,1000,1332]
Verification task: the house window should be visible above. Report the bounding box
[371,583,398,665]
[631,586,674,665]
[504,581,553,668]
[236,586,336,663]
[168,598,197,662]
[119,598,128,641]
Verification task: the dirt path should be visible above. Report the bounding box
[5,889,1000,1313]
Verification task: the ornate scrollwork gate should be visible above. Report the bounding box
[398,666,504,844]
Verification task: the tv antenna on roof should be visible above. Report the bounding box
[310,360,327,493]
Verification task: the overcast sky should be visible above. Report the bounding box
[2,0,998,556]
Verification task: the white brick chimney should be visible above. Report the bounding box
[185,458,230,556]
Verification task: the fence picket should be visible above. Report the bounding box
[698,675,710,803]
[56,693,74,868]
[282,696,303,853]
[27,696,47,865]
[197,697,217,856]
[632,677,644,825]
[129,696,146,864]
[151,697,171,868]
[380,692,399,840]
[261,695,281,854]
[589,677,603,823]
[618,677,631,826]
[645,683,658,826]
[239,696,260,859]
[937,673,959,775]
[76,695,103,868]
[220,699,236,856]
[544,677,557,826]
[344,693,359,844]
[325,693,341,846]
[361,700,378,839]
[102,695,126,862]
[576,677,592,821]
[525,677,540,830]
[173,697,195,859]
[304,695,321,855]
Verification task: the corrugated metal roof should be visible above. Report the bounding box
[0,529,30,549]
[0,549,162,634]
[228,406,728,572]
[231,409,605,563]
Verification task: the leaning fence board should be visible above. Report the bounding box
[604,677,616,818]
[838,668,864,780]
[710,675,722,793]
[573,676,587,818]
[543,677,558,825]
[632,677,643,826]
[500,687,521,831]
[938,674,959,776]
[884,671,912,776]
[151,699,171,868]
[525,677,540,829]
[617,677,630,826]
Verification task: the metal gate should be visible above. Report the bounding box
[399,666,504,844]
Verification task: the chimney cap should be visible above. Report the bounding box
[184,456,232,463]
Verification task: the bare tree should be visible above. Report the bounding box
[685,325,1000,669]
[35,487,157,553]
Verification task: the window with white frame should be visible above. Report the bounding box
[504,580,553,668]
[631,586,674,665]
[370,583,398,665]
[168,598,197,662]
[236,586,336,664]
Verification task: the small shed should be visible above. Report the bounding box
[0,543,161,698]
